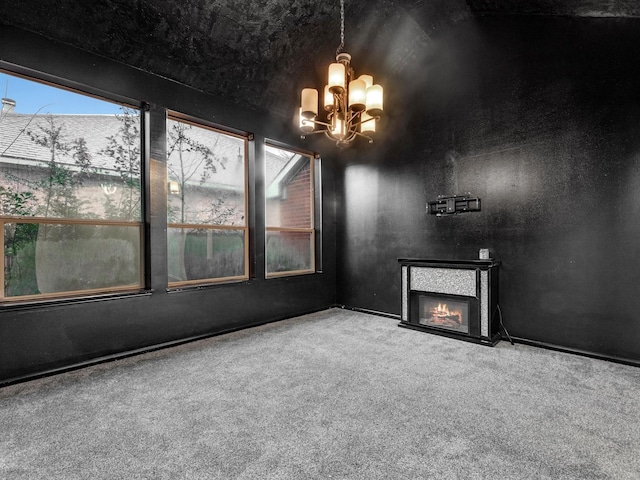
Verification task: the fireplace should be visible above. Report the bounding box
[413,292,471,333]
[399,258,500,345]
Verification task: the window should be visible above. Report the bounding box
[0,70,143,301]
[166,114,248,286]
[265,143,318,277]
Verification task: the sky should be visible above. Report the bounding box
[1,72,123,115]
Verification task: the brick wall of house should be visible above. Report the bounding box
[281,162,311,228]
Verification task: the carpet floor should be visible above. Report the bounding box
[1,308,639,479]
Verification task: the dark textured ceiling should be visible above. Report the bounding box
[0,0,638,118]
[467,0,640,17]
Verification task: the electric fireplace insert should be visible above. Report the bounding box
[399,258,500,345]
[412,292,473,334]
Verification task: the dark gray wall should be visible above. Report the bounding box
[0,26,337,384]
[337,15,640,363]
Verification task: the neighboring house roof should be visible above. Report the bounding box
[1,113,305,194]
[266,152,308,200]
[0,112,127,174]
[265,145,309,200]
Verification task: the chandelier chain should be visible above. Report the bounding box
[336,0,345,56]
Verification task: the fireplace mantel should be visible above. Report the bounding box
[398,258,501,345]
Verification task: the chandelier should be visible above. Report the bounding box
[298,0,383,148]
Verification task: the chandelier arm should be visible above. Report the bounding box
[324,130,339,141]
[333,90,348,118]
[324,129,373,147]
[323,129,355,144]
[308,119,333,129]
[300,129,327,139]
[344,128,359,142]
[302,114,379,142]
[352,131,374,142]
[350,115,381,128]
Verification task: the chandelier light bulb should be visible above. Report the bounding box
[332,117,344,137]
[328,62,346,93]
[348,79,366,111]
[324,85,334,111]
[358,75,373,89]
[301,88,319,119]
[365,84,383,117]
[299,108,315,133]
[361,112,376,134]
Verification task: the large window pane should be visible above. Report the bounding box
[3,222,141,298]
[265,144,317,277]
[167,114,248,285]
[265,146,312,229]
[266,231,312,274]
[168,228,245,283]
[0,76,141,222]
[0,70,144,301]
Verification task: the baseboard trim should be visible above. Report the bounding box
[510,336,640,368]
[337,304,401,320]
[337,305,639,367]
[6,307,635,388]
[1,305,334,388]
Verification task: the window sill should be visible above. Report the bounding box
[0,289,153,311]
[265,270,320,279]
[166,278,251,293]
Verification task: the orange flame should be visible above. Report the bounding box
[436,303,449,315]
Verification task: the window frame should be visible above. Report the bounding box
[0,67,146,302]
[166,112,250,287]
[264,141,319,279]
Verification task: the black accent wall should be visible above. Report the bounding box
[337,15,640,364]
[0,26,337,384]
[3,13,640,383]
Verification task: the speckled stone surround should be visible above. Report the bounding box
[411,267,476,297]
[402,265,489,338]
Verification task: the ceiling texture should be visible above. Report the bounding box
[1,0,638,118]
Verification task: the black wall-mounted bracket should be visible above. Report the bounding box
[427,193,481,216]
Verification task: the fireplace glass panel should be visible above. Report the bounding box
[418,295,469,334]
